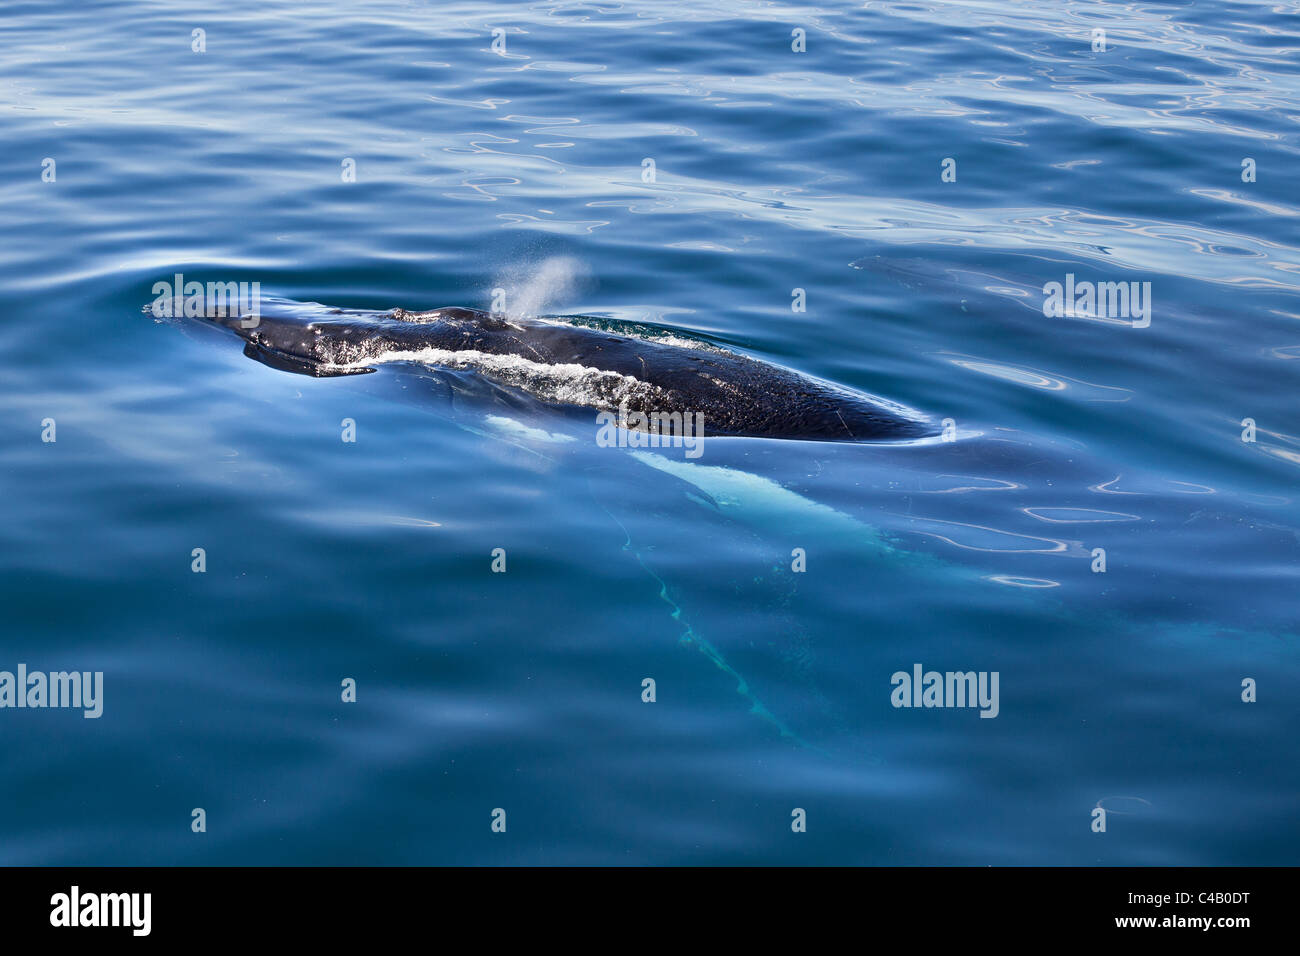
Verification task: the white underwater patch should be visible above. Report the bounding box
[485,415,576,444]
[629,450,895,550]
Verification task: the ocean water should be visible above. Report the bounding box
[1,0,1297,865]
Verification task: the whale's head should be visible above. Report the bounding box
[196,299,384,377]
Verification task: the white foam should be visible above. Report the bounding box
[339,346,668,411]
[641,333,719,352]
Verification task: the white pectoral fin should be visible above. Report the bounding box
[629,450,893,551]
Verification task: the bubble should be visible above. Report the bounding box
[1095,795,1152,815]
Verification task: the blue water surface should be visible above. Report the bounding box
[1,0,1297,864]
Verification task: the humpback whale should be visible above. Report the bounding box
[188,298,933,442]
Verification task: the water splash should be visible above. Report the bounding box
[497,256,588,319]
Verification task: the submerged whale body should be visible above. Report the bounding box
[193,298,933,442]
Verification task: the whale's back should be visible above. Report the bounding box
[197,299,933,443]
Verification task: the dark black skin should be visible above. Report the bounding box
[202,300,933,442]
